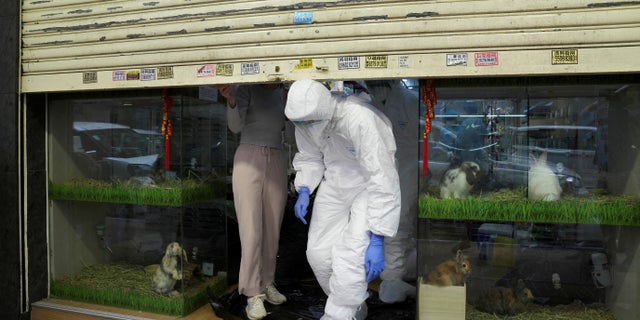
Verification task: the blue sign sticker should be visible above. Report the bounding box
[141,68,157,81]
[293,12,314,25]
[112,70,126,81]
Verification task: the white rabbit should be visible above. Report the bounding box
[527,152,561,201]
[152,242,188,295]
[440,161,481,199]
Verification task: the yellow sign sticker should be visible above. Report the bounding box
[216,64,234,76]
[157,66,174,79]
[295,58,313,70]
[365,56,388,68]
[552,49,578,65]
[126,69,140,81]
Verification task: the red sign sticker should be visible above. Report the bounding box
[474,52,499,66]
[197,64,216,77]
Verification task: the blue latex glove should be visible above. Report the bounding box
[295,187,310,225]
[365,233,385,282]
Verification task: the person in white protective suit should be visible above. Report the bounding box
[285,79,401,320]
[365,80,420,304]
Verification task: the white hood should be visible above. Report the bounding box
[285,79,336,121]
[286,80,339,147]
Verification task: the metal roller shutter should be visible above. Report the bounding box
[21,0,640,92]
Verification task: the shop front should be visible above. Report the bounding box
[19,1,640,319]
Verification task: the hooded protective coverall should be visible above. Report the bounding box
[365,80,420,303]
[285,80,401,320]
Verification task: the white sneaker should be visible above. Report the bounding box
[379,279,416,304]
[353,302,368,320]
[245,294,267,320]
[262,284,287,305]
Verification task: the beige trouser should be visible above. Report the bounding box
[233,144,287,297]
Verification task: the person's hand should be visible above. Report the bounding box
[215,84,236,108]
[294,187,310,225]
[365,233,384,282]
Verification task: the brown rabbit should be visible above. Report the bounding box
[424,250,471,286]
[476,279,534,315]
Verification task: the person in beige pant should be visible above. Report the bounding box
[217,84,288,320]
[233,144,287,293]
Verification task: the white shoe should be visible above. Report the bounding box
[245,294,267,320]
[379,280,416,304]
[353,302,368,320]
[262,284,287,305]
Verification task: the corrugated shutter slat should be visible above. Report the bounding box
[21,0,640,92]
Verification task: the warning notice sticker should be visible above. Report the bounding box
[399,56,409,68]
[446,53,468,66]
[338,56,360,70]
[241,62,260,75]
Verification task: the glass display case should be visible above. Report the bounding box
[47,87,230,316]
[417,80,640,320]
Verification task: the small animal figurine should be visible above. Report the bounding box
[476,279,535,315]
[424,249,472,286]
[527,152,561,201]
[440,161,481,199]
[152,242,188,295]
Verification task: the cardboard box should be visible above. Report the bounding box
[418,280,466,320]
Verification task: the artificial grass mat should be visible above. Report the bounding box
[50,263,227,316]
[419,189,639,226]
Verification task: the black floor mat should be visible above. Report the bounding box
[209,279,415,320]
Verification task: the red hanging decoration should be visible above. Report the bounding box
[161,89,173,171]
[421,79,437,176]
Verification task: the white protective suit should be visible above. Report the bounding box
[286,80,401,320]
[365,80,420,303]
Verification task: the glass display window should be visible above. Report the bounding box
[42,78,640,319]
[46,87,231,316]
[418,79,640,320]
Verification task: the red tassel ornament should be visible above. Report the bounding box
[161,89,173,171]
[421,79,437,176]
